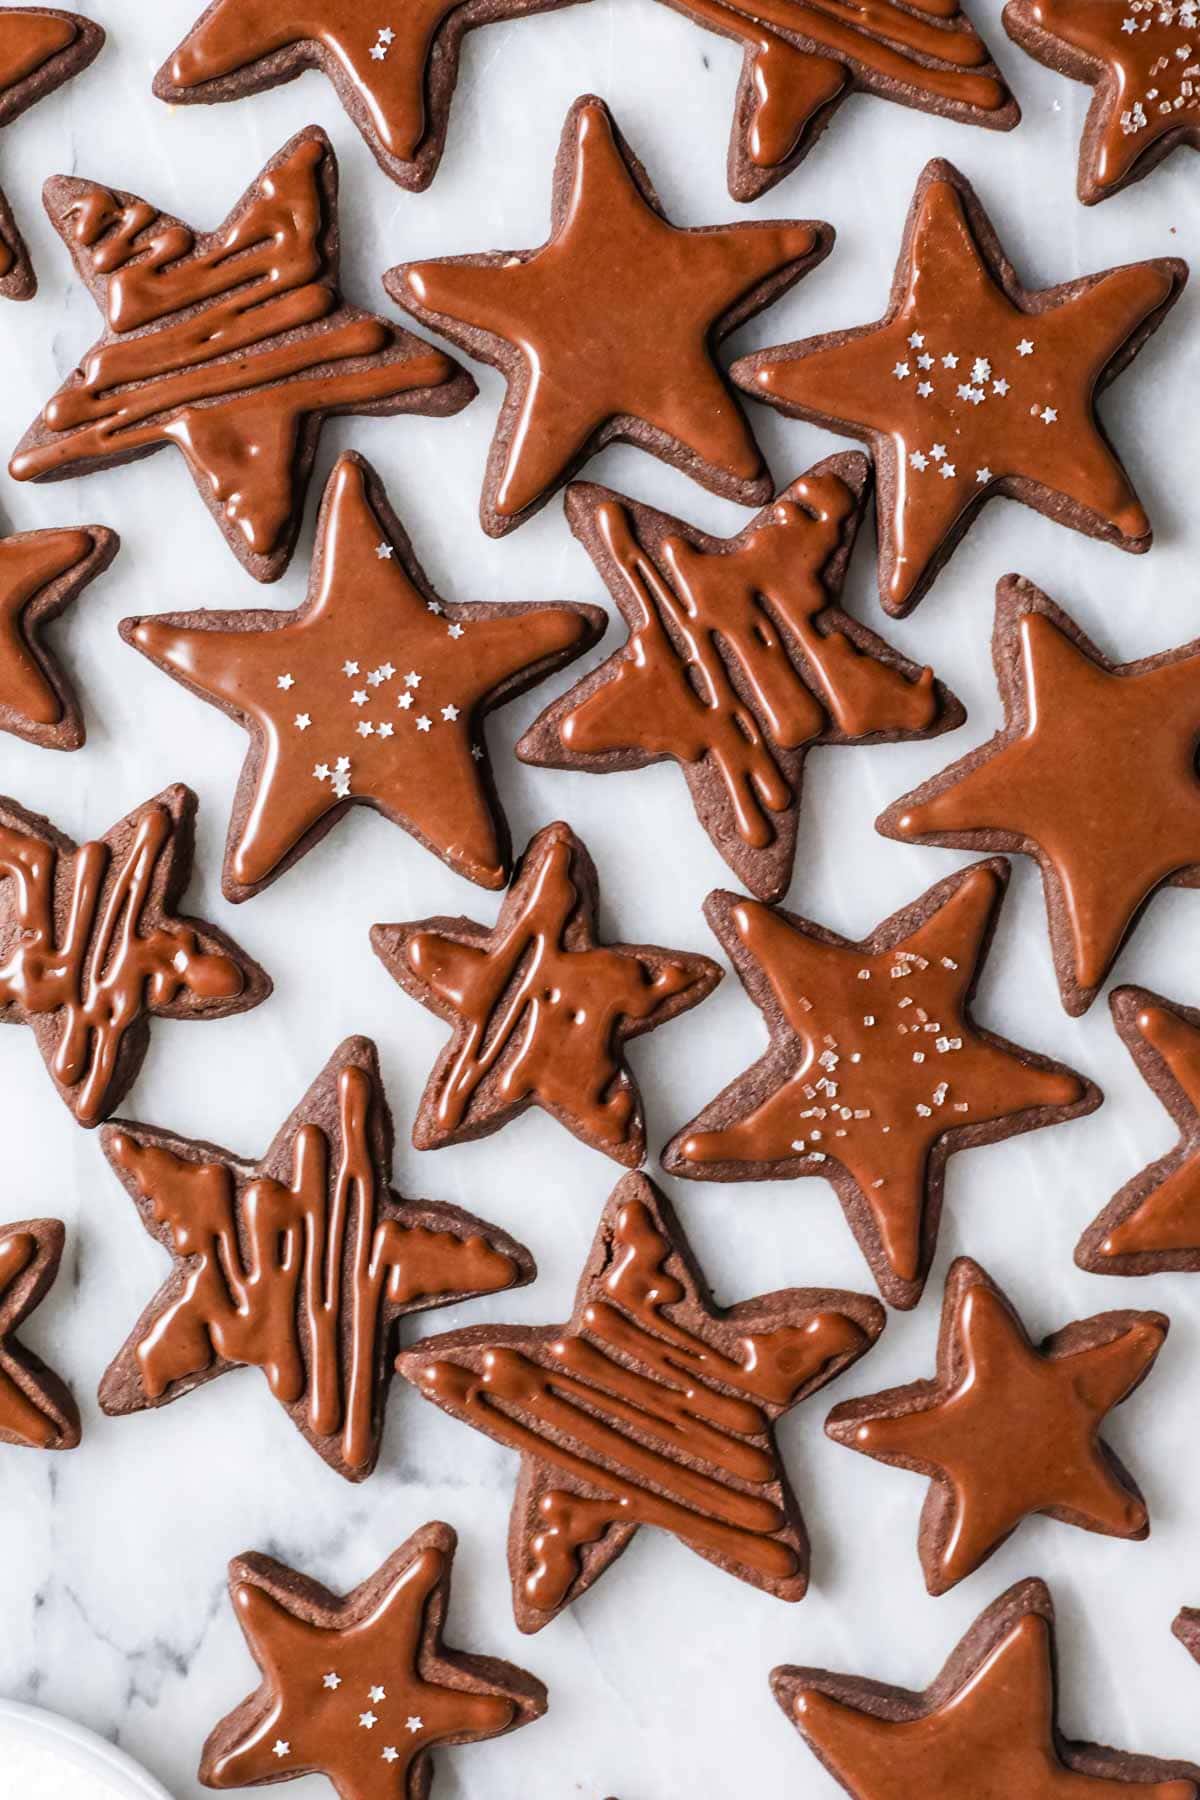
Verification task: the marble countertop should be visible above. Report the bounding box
[2,2,1200,1796]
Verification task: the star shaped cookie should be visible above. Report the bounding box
[99,1037,532,1482]
[517,456,962,903]
[662,859,1097,1309]
[1077,987,1200,1275]
[732,158,1186,615]
[385,95,831,537]
[0,8,103,299]
[200,1521,546,1796]
[122,454,603,902]
[654,0,1017,202]
[0,1218,79,1451]
[774,1577,1198,1798]
[0,783,269,1127]
[371,821,722,1167]
[826,1257,1166,1593]
[0,521,116,748]
[9,127,473,583]
[397,1173,883,1631]
[1005,0,1200,203]
[155,0,586,194]
[880,577,1200,1016]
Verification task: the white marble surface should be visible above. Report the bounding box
[1,2,1199,1797]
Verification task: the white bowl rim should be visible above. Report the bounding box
[0,1698,174,1797]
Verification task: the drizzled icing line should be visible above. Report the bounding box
[0,1218,80,1451]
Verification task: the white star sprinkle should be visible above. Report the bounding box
[1017,338,1034,356]
[971,357,991,382]
[1041,406,1058,423]
[314,763,331,781]
[323,1673,341,1690]
[360,1712,378,1730]
[333,774,351,798]
[378,662,395,680]
[405,671,421,687]
[342,660,359,677]
[976,467,993,483]
[908,331,925,347]
[276,673,294,690]
[448,623,464,639]
[416,715,432,732]
[398,692,414,710]
[335,756,350,773]
[369,41,387,59]
[273,1741,289,1759]
[917,381,933,397]
[993,378,1009,395]
[369,1686,386,1703]
[470,745,484,760]
[909,451,928,471]
[379,27,396,44]
[939,463,956,479]
[375,542,393,559]
[942,353,959,369]
[294,713,311,730]
[917,353,934,370]
[351,690,368,706]
[357,721,374,737]
[377,721,394,738]
[406,1718,423,1734]
[893,361,911,379]
[426,601,443,615]
[930,444,946,461]
[382,1747,400,1763]
[441,703,460,721]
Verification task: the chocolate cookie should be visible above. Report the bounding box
[397,1171,884,1632]
[99,1037,532,1483]
[773,1577,1199,1797]
[731,158,1187,616]
[200,1522,546,1796]
[662,859,1098,1310]
[0,7,102,299]
[517,457,962,904]
[879,576,1200,1017]
[384,95,832,538]
[0,521,116,748]
[653,0,1017,202]
[0,783,269,1127]
[371,821,722,1167]
[0,1217,79,1450]
[826,1257,1167,1593]
[9,126,474,584]
[1077,987,1200,1275]
[122,453,604,903]
[155,0,587,195]
[1005,0,1200,203]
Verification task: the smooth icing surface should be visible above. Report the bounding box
[399,99,819,521]
[893,608,1200,995]
[0,528,91,727]
[674,865,1083,1286]
[1102,1003,1200,1255]
[746,175,1175,608]
[128,457,594,892]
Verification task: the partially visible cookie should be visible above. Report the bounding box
[0,1217,79,1450]
[0,8,103,299]
[398,1172,884,1632]
[653,0,1017,202]
[731,159,1187,616]
[9,126,474,583]
[122,452,604,902]
[0,784,269,1127]
[385,95,832,538]
[880,577,1200,1016]
[517,457,962,904]
[0,521,116,748]
[371,820,722,1168]
[1005,0,1200,204]
[200,1521,546,1796]
[155,0,589,194]
[99,1037,533,1483]
[826,1256,1166,1593]
[773,1577,1199,1797]
[1077,986,1200,1276]
[662,859,1098,1310]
